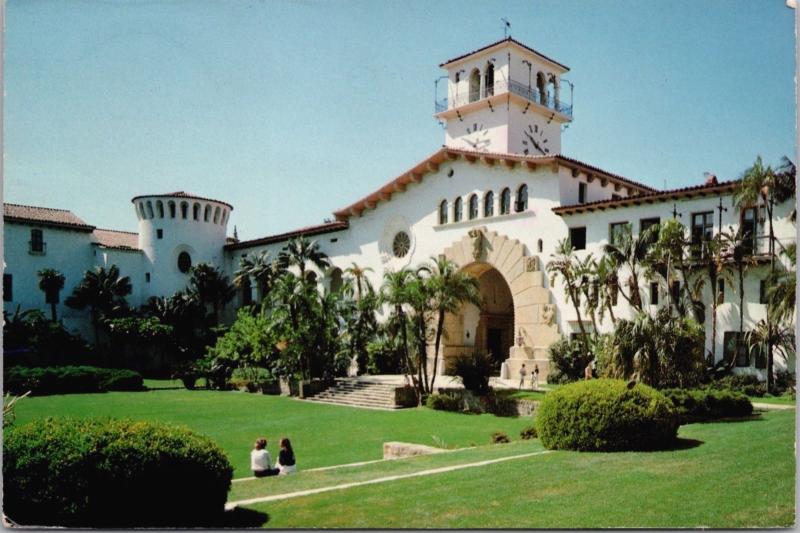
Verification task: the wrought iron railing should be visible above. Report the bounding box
[435,79,573,118]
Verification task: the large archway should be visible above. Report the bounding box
[438,227,561,380]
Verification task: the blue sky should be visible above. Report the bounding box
[4,0,796,240]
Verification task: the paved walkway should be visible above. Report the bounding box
[226,450,553,509]
[751,401,795,410]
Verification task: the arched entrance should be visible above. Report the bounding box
[438,227,561,380]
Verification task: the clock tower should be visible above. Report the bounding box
[434,37,573,156]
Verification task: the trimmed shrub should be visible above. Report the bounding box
[661,388,753,424]
[426,393,463,412]
[480,392,519,417]
[520,425,538,440]
[490,431,510,444]
[536,379,679,452]
[4,366,143,396]
[547,337,592,384]
[3,417,233,527]
[705,374,765,397]
[452,352,493,395]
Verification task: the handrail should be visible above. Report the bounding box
[435,79,573,118]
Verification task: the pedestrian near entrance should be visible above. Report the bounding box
[519,364,527,390]
[531,364,540,390]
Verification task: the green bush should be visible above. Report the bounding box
[3,417,233,527]
[4,366,143,396]
[490,431,510,444]
[425,393,463,412]
[520,425,538,440]
[480,392,519,417]
[661,388,753,424]
[705,374,765,397]
[452,352,493,395]
[547,337,592,384]
[535,379,679,451]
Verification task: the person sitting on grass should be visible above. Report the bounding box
[276,437,297,475]
[251,437,279,477]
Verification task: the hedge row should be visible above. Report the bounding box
[535,379,679,452]
[425,391,518,417]
[661,388,753,423]
[3,417,233,527]
[4,366,143,396]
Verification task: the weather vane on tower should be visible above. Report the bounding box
[501,18,511,38]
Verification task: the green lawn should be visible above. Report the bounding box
[750,392,796,405]
[241,410,795,528]
[13,389,533,477]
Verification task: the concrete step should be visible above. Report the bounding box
[308,380,404,409]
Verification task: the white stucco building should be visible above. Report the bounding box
[4,38,795,380]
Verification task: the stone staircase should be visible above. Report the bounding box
[306,378,404,410]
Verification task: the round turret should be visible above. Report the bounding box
[132,192,233,299]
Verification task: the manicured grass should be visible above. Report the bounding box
[749,393,796,406]
[13,390,534,477]
[241,410,795,528]
[495,388,549,401]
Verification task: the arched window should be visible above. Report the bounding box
[180,201,189,219]
[177,251,192,273]
[500,188,511,215]
[204,205,211,222]
[536,72,547,105]
[305,271,318,285]
[213,206,221,224]
[484,191,494,217]
[551,76,560,107]
[537,239,543,253]
[221,210,227,224]
[439,200,448,224]
[469,68,481,103]
[134,204,142,220]
[516,184,528,212]
[192,203,200,220]
[468,194,478,220]
[168,201,176,218]
[329,268,343,293]
[156,200,164,218]
[146,201,154,219]
[138,202,146,219]
[454,197,463,222]
[484,63,495,97]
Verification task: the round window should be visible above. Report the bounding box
[392,231,411,258]
[177,251,192,273]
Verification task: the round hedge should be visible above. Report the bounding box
[3,417,233,527]
[535,379,679,451]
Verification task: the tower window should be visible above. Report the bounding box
[453,197,463,222]
[156,229,164,239]
[469,69,481,103]
[537,239,543,253]
[468,194,478,220]
[500,188,511,215]
[578,182,587,204]
[177,252,192,274]
[569,227,586,250]
[516,184,528,212]
[168,201,176,218]
[484,191,494,217]
[193,203,200,220]
[145,273,151,283]
[180,202,189,219]
[204,205,211,222]
[3,274,12,302]
[29,229,45,254]
[439,200,448,224]
[484,62,495,98]
[146,201,154,219]
[156,201,164,218]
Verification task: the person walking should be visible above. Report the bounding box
[531,364,540,390]
[518,364,527,390]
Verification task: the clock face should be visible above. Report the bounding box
[521,123,550,155]
[463,123,490,151]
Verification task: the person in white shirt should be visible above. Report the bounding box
[251,438,279,477]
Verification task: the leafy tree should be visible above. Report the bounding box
[602,224,657,312]
[765,243,796,325]
[720,227,758,367]
[187,263,236,325]
[689,235,732,365]
[404,270,434,394]
[269,272,319,379]
[234,250,277,304]
[207,308,277,381]
[65,265,132,343]
[277,236,330,278]
[37,268,65,322]
[341,269,378,374]
[547,239,591,355]
[422,257,481,392]
[592,255,619,325]
[380,268,418,400]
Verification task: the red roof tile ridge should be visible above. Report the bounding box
[4,202,74,213]
[94,227,138,235]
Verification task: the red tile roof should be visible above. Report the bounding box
[331,147,656,221]
[131,192,233,210]
[92,228,140,251]
[225,221,348,251]
[3,203,95,232]
[552,179,741,215]
[440,37,569,71]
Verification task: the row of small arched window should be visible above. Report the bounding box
[439,185,528,225]
[136,199,229,225]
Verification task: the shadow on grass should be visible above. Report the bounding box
[691,414,764,424]
[664,437,704,451]
[215,507,270,527]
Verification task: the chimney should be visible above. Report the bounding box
[703,172,718,186]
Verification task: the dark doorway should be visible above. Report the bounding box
[487,328,504,371]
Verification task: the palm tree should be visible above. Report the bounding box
[380,268,418,400]
[404,272,433,393]
[721,227,758,367]
[691,236,733,365]
[423,256,481,392]
[277,236,331,279]
[547,239,591,355]
[765,243,796,325]
[187,263,236,325]
[65,265,132,343]
[592,255,619,325]
[234,250,276,303]
[270,272,318,379]
[344,263,374,301]
[36,268,65,322]
[603,225,658,312]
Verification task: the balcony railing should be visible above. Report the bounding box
[435,79,573,118]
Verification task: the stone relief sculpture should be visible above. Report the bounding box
[524,256,540,272]
[467,228,484,261]
[542,304,555,326]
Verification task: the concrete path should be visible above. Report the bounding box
[752,401,795,410]
[226,450,552,509]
